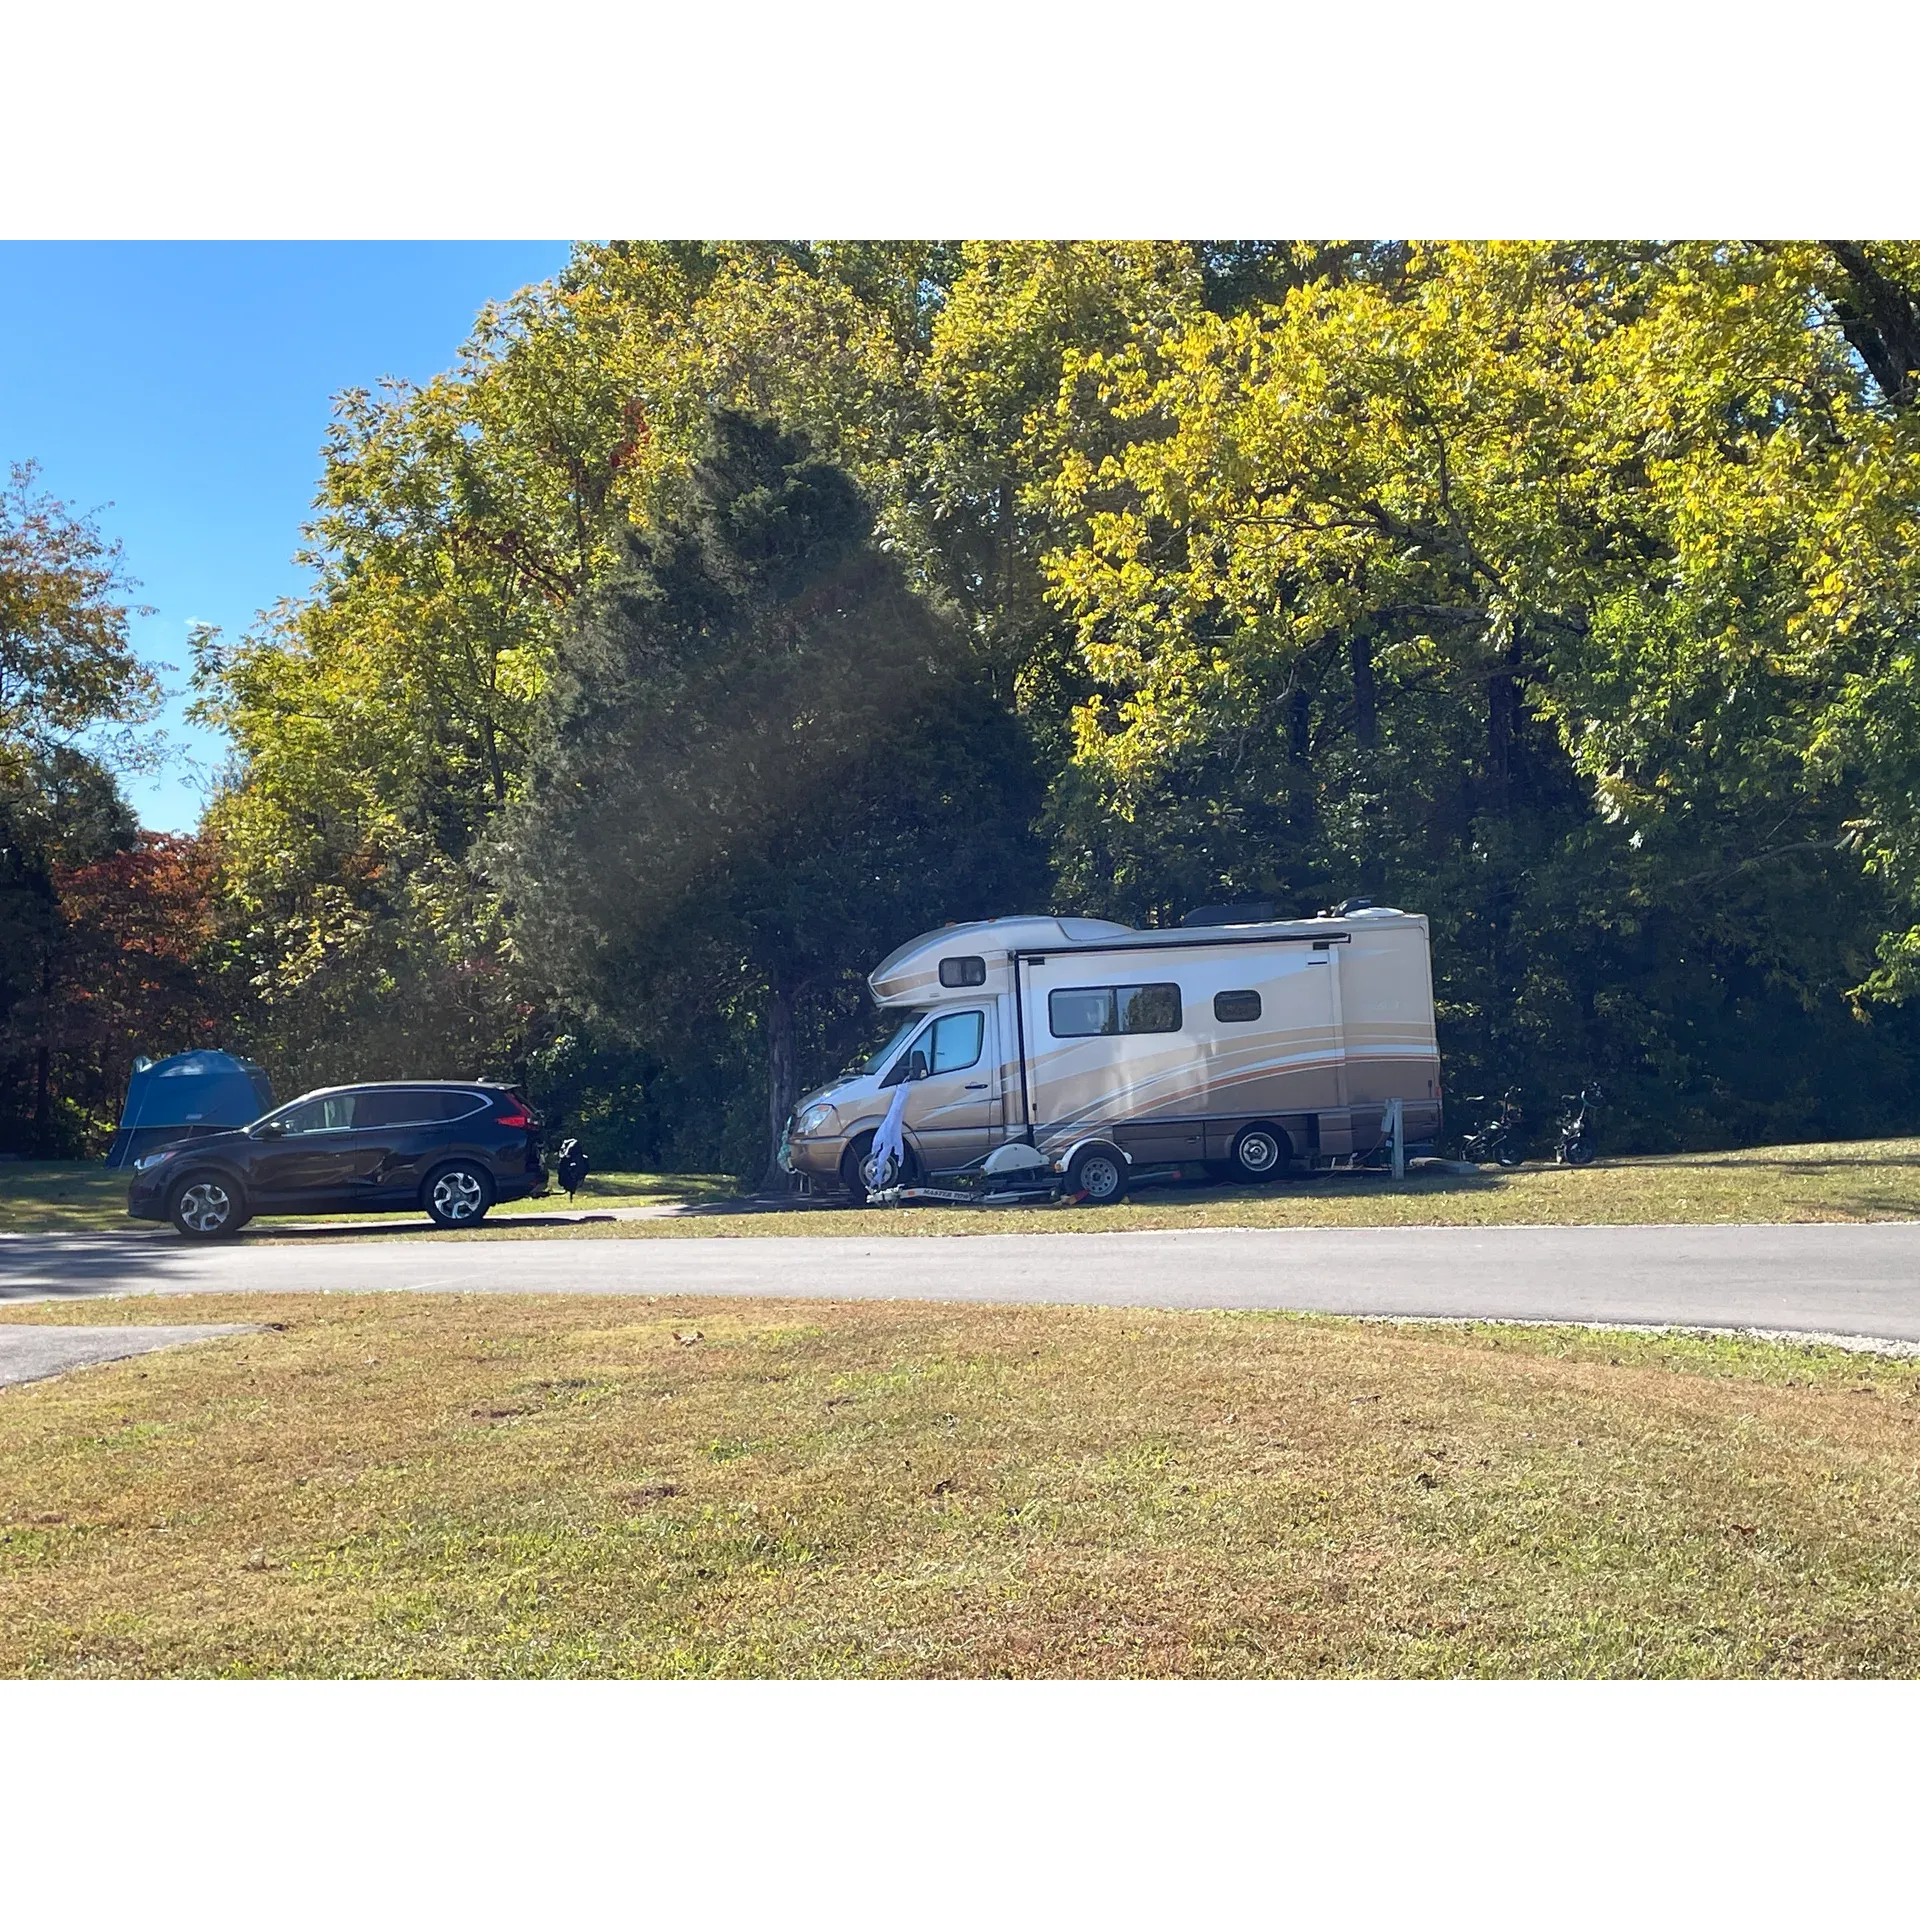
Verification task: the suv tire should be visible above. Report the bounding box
[424,1161,494,1227]
[170,1172,247,1238]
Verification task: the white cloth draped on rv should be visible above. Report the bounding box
[866,1081,912,1190]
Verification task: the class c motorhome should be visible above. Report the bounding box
[781,906,1442,1201]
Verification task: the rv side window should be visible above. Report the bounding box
[1119,984,1181,1033]
[1049,990,1110,1036]
[1213,990,1262,1023]
[927,1010,984,1074]
[939,956,987,988]
[1048,984,1182,1037]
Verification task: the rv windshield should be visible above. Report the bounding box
[849,1015,923,1079]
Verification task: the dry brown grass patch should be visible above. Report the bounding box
[2,1291,1918,1677]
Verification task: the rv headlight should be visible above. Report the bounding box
[132,1149,177,1173]
[795,1102,836,1137]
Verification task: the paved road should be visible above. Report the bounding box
[3,1223,1920,1344]
[0,1323,259,1389]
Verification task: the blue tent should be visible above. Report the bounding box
[104,1051,275,1169]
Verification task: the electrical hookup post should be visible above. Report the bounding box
[1385,1097,1405,1181]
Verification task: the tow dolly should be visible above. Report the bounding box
[869,1140,1198,1209]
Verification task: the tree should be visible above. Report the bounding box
[0,468,172,1152]
[1036,242,1920,1142]
[193,240,1920,1162]
[0,461,158,773]
[194,244,937,1094]
[498,412,1046,1181]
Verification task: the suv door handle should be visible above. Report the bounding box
[965,1082,988,1090]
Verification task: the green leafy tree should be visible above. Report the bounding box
[497,412,1046,1180]
[0,466,175,1151]
[194,239,1920,1161]
[1037,241,1920,1141]
[0,461,159,775]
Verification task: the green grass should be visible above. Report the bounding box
[349,1135,1920,1240]
[0,1162,740,1235]
[7,1139,1920,1239]
[0,1161,141,1233]
[4,1289,1920,1677]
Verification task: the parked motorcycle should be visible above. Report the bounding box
[1555,1085,1603,1166]
[1460,1088,1526,1167]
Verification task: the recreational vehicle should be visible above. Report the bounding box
[781,905,1442,1203]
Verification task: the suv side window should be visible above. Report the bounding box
[370,1089,488,1125]
[278,1094,360,1134]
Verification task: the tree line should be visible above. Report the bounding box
[7,242,1920,1170]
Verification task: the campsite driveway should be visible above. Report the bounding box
[4,1222,1920,1345]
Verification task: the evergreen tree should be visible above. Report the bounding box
[498,411,1046,1181]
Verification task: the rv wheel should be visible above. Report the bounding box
[1065,1143,1129,1205]
[842,1133,917,1204]
[1228,1124,1289,1183]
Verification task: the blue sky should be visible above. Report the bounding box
[0,242,573,831]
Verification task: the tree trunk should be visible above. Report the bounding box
[762,978,798,1190]
[31,941,54,1156]
[1823,243,1920,409]
[1486,668,1515,812]
[1350,624,1377,751]
[32,1043,52,1156]
[1288,685,1316,836]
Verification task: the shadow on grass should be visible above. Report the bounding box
[1626,1152,1920,1174]
[1806,1190,1920,1220]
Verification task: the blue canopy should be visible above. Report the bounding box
[105,1051,275,1168]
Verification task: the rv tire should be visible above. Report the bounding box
[1065,1142,1129,1205]
[1228,1123,1289,1183]
[842,1132,917,1204]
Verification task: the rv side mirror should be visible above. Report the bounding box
[906,1052,930,1081]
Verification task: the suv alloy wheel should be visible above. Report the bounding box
[170,1174,245,1238]
[425,1162,493,1227]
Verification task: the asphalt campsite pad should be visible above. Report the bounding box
[5,1291,1920,1678]
[0,1324,259,1389]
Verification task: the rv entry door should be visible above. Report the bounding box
[1277,943,1347,1124]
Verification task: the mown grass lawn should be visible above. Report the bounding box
[4,1291,1919,1678]
[432,1135,1920,1239]
[0,1162,737,1235]
[9,1139,1920,1241]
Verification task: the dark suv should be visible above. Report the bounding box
[126,1081,546,1237]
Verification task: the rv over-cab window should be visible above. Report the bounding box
[1048,983,1182,1037]
[1213,990,1262,1023]
[939,956,987,988]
